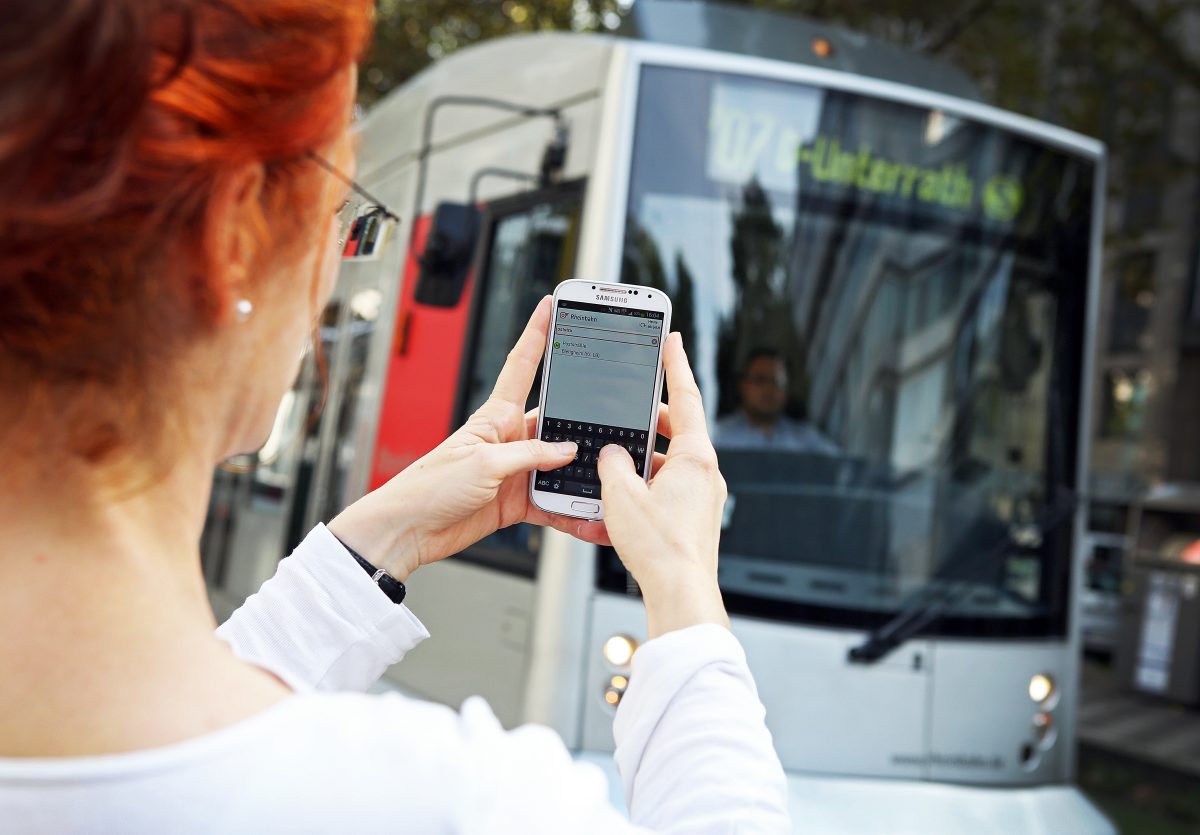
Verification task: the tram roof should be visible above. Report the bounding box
[617,0,983,102]
[360,10,1103,180]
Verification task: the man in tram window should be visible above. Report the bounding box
[715,348,840,454]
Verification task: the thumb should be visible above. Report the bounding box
[486,439,576,479]
[597,444,647,501]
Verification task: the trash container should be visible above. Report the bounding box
[1114,485,1200,705]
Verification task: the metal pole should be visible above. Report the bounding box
[410,95,562,234]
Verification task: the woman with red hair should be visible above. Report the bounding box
[0,2,788,831]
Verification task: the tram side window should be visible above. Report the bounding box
[457,192,583,577]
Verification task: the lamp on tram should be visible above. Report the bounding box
[1028,673,1056,705]
[810,36,833,59]
[602,634,638,669]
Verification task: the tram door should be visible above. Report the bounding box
[200,257,393,620]
[301,262,393,532]
[380,184,585,724]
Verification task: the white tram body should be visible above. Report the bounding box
[202,4,1113,831]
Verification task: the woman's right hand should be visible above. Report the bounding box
[597,332,730,639]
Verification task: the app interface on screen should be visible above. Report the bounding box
[535,300,665,500]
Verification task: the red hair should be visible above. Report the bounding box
[0,0,373,463]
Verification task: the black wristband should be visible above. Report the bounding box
[333,534,406,605]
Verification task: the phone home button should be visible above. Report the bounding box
[570,501,600,514]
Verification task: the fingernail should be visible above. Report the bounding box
[599,444,623,460]
[554,441,577,455]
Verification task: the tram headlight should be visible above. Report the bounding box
[1028,673,1055,704]
[603,634,637,668]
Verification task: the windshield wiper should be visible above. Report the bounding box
[847,490,1078,665]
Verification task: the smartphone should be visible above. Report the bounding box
[530,279,671,520]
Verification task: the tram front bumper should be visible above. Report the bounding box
[781,771,1114,834]
[572,751,1116,834]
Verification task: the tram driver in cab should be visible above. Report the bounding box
[715,347,839,454]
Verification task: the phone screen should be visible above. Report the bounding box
[534,300,666,500]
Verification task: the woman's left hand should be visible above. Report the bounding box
[328,296,613,581]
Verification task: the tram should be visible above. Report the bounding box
[201,2,1113,830]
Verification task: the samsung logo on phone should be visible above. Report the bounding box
[596,295,627,303]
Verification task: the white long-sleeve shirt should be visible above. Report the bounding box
[0,524,790,833]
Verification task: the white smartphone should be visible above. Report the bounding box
[530,279,672,520]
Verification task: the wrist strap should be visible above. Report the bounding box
[332,534,407,605]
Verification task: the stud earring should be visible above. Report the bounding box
[235,299,253,322]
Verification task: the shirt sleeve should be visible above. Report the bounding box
[215,523,430,692]
[442,626,790,834]
[613,625,792,833]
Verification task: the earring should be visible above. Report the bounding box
[235,298,253,322]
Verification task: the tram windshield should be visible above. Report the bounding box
[608,65,1096,638]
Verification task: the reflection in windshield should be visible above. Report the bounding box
[614,66,1095,637]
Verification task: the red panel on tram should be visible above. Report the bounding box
[369,215,474,490]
